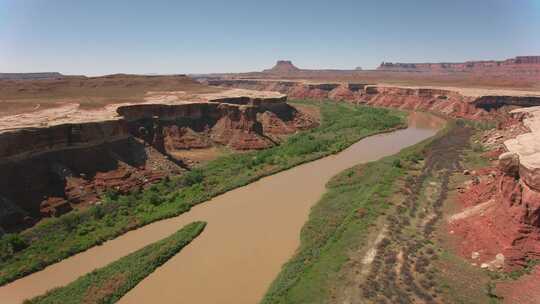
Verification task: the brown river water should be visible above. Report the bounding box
[0,112,445,304]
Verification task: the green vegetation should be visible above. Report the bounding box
[261,124,442,304]
[507,259,540,280]
[24,221,206,304]
[0,101,405,286]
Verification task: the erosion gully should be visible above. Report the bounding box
[0,112,445,304]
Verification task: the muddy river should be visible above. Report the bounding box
[0,112,445,304]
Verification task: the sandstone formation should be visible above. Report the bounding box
[448,111,540,271]
[0,88,316,232]
[197,57,540,91]
[263,60,301,74]
[449,151,540,270]
[505,106,540,192]
[203,79,540,119]
[377,56,540,75]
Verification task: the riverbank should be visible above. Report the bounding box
[0,102,405,289]
[24,221,205,304]
[261,120,483,304]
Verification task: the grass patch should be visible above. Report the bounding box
[0,101,405,286]
[23,221,206,304]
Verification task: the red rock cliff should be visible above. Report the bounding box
[0,95,316,231]
[204,79,540,119]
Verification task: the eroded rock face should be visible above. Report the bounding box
[499,152,520,178]
[505,106,540,191]
[450,148,540,270]
[0,138,183,231]
[377,56,540,75]
[0,92,317,231]
[0,121,129,161]
[204,79,540,120]
[263,60,301,74]
[360,86,485,119]
[119,100,316,153]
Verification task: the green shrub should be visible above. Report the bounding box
[143,191,162,206]
[90,205,105,220]
[183,168,204,186]
[0,234,28,263]
[58,213,82,232]
[3,234,28,252]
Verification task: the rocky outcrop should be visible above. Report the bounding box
[359,86,486,118]
[473,96,540,111]
[0,91,317,231]
[449,113,540,271]
[498,152,520,178]
[0,138,182,231]
[0,120,129,162]
[205,79,540,120]
[118,98,315,152]
[377,56,540,74]
[263,60,301,74]
[505,107,540,191]
[449,155,540,270]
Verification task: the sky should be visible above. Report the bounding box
[1,0,539,75]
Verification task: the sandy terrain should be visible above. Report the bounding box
[0,88,286,134]
[0,74,222,117]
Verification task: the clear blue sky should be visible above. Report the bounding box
[1,0,539,75]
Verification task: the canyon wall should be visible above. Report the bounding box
[204,79,540,119]
[0,96,316,232]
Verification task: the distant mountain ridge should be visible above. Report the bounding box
[0,72,64,80]
[377,56,540,72]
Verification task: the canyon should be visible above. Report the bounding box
[2,57,540,303]
[0,111,443,304]
[0,76,316,232]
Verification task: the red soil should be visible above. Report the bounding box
[496,266,540,304]
[449,153,540,271]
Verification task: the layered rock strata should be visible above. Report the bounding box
[204,79,540,119]
[448,109,540,270]
[377,56,540,74]
[0,90,316,231]
[505,107,540,192]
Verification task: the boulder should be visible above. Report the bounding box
[499,152,520,178]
